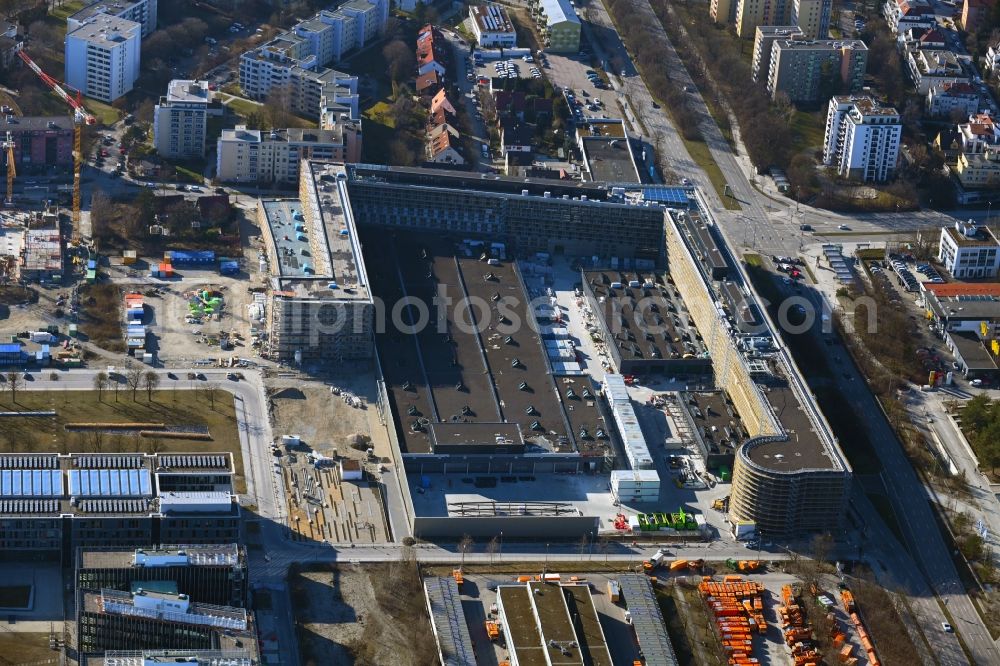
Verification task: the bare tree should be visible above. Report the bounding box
[87,430,104,453]
[459,534,474,569]
[112,374,121,402]
[93,371,108,401]
[205,383,218,410]
[143,371,160,401]
[143,435,164,455]
[6,371,21,404]
[598,535,611,563]
[486,536,500,566]
[382,39,415,85]
[578,533,591,560]
[125,367,143,401]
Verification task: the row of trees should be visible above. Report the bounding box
[0,368,162,404]
[604,0,701,141]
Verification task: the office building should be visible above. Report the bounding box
[216,123,361,185]
[78,588,253,656]
[153,80,210,159]
[907,49,969,94]
[752,26,804,83]
[0,453,239,564]
[469,4,517,48]
[767,39,868,103]
[529,0,581,52]
[82,650,255,666]
[65,14,141,102]
[926,82,982,118]
[938,219,1000,279]
[76,544,248,608]
[0,116,74,173]
[68,0,157,38]
[823,95,901,182]
[790,0,831,38]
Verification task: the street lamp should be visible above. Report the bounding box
[499,531,503,564]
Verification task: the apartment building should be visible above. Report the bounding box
[76,544,247,608]
[926,82,982,118]
[883,0,935,32]
[216,122,361,184]
[766,39,868,103]
[529,0,581,52]
[733,0,791,37]
[0,116,74,173]
[823,95,901,182]
[938,219,1000,278]
[65,14,141,102]
[239,0,385,111]
[711,0,737,24]
[240,52,359,121]
[954,147,1000,190]
[469,4,517,48]
[153,79,210,159]
[752,26,804,83]
[958,112,1000,153]
[790,0,832,38]
[68,0,157,38]
[907,49,969,93]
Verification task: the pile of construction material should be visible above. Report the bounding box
[838,587,881,666]
[779,584,821,666]
[698,575,766,665]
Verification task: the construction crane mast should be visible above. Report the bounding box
[17,50,96,243]
[2,132,14,206]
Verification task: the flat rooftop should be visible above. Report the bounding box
[79,544,241,569]
[497,581,612,666]
[944,225,1000,248]
[0,116,73,132]
[578,121,627,139]
[554,375,612,456]
[84,650,254,666]
[67,13,140,43]
[951,331,999,371]
[748,379,838,471]
[366,233,573,454]
[166,79,210,104]
[262,166,369,301]
[471,3,515,33]
[583,270,706,363]
[582,137,641,183]
[681,390,745,457]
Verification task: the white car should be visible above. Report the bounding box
[942,622,953,633]
[838,224,850,230]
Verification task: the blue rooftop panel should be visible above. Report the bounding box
[642,186,691,206]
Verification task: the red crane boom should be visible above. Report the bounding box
[17,50,96,125]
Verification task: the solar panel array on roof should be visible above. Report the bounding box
[619,575,679,666]
[0,470,63,496]
[424,577,477,666]
[158,455,228,469]
[68,469,152,496]
[0,499,59,513]
[78,498,150,513]
[643,186,691,207]
[0,456,57,469]
[74,455,143,469]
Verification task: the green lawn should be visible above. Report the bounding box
[789,110,826,156]
[0,390,245,492]
[225,97,262,119]
[683,137,741,210]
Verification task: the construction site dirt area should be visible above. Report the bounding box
[106,269,258,367]
[290,561,437,666]
[267,377,375,454]
[0,632,59,664]
[0,389,246,492]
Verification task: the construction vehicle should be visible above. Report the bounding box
[2,131,13,206]
[17,50,96,244]
[643,548,668,571]
[712,495,730,512]
[726,559,762,573]
[485,621,500,640]
[451,569,464,588]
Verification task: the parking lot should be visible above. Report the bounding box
[543,50,623,123]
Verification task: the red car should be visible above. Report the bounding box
[100,149,108,157]
[119,147,127,154]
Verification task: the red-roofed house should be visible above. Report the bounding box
[416,70,443,96]
[926,81,983,118]
[426,123,464,165]
[958,113,1000,153]
[416,24,447,77]
[430,89,456,117]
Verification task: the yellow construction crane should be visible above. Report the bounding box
[17,50,96,243]
[2,131,14,206]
